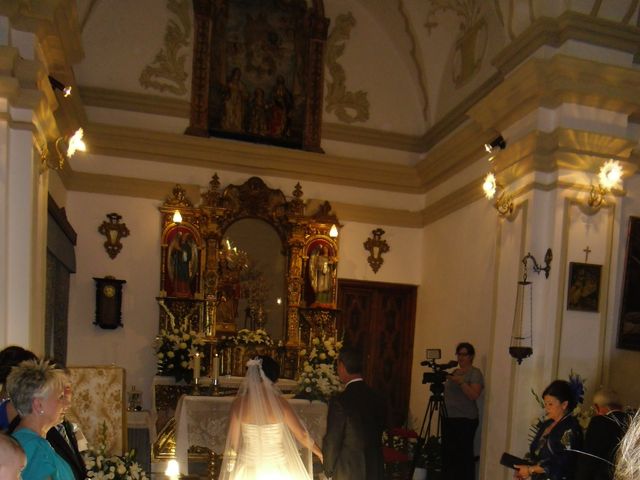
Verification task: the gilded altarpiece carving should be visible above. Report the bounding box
[157,176,340,380]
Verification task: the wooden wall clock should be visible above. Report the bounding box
[93,276,126,329]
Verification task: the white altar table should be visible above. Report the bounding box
[175,395,328,474]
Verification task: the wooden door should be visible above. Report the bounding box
[337,279,417,426]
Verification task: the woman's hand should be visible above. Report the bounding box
[514,464,533,479]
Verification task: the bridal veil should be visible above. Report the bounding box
[219,357,314,480]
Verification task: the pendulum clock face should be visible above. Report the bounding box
[93,277,126,329]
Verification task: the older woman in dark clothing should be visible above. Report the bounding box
[516,380,583,480]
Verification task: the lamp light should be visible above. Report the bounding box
[165,459,180,479]
[329,224,339,238]
[172,210,182,223]
[588,159,623,209]
[509,249,553,364]
[41,128,86,170]
[482,172,514,217]
[48,75,72,97]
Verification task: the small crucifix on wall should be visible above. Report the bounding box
[583,245,591,263]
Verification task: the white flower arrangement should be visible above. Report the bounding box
[83,423,148,480]
[154,327,206,383]
[295,336,343,402]
[234,328,274,347]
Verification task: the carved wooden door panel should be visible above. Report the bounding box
[337,279,417,427]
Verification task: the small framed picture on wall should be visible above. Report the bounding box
[566,262,602,312]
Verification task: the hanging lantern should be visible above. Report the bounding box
[509,248,553,364]
[509,273,533,364]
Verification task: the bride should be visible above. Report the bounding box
[219,356,323,480]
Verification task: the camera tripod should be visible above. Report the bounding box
[410,382,447,477]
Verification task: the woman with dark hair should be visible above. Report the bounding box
[515,380,584,479]
[0,346,38,432]
[442,342,484,480]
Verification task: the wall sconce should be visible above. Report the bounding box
[482,172,514,217]
[48,75,72,97]
[587,159,623,210]
[484,135,506,153]
[98,213,130,259]
[510,248,552,364]
[41,128,86,170]
[363,228,389,273]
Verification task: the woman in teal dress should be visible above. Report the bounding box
[6,360,74,480]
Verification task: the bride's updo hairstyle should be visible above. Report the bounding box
[259,355,280,383]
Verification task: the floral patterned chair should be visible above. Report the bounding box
[66,366,127,455]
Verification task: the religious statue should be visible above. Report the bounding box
[308,245,334,306]
[268,75,293,137]
[221,67,247,132]
[248,87,268,136]
[167,231,198,297]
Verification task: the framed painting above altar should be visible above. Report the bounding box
[186,0,329,152]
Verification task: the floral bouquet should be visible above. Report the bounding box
[83,422,148,480]
[154,327,206,383]
[295,336,342,402]
[234,328,274,347]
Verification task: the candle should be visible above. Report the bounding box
[212,354,220,384]
[193,352,201,383]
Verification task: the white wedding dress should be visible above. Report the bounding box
[219,358,313,480]
[229,423,309,480]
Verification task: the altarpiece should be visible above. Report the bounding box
[152,175,340,459]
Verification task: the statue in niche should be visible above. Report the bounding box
[308,244,334,306]
[220,67,247,132]
[268,74,293,137]
[167,229,199,298]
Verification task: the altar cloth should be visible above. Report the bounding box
[175,395,328,474]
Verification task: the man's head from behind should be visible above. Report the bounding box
[593,387,622,415]
[0,433,25,480]
[337,347,363,383]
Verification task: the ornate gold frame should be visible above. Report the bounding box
[157,175,340,378]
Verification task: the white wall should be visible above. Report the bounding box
[66,192,161,409]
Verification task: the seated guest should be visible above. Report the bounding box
[6,360,74,480]
[515,380,583,479]
[576,387,630,480]
[0,432,25,480]
[0,346,38,432]
[615,411,640,480]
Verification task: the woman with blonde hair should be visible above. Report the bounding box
[6,360,73,480]
[615,411,640,480]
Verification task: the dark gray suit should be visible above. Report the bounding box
[322,380,386,480]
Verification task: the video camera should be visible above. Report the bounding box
[421,348,458,385]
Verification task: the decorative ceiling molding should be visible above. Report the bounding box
[396,0,429,123]
[79,86,190,117]
[492,11,640,75]
[138,0,190,96]
[469,54,640,133]
[324,12,370,124]
[82,122,422,193]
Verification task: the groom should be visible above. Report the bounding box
[322,347,386,480]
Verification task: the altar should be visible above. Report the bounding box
[175,395,328,475]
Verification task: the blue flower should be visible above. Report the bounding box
[568,370,585,405]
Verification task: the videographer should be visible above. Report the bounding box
[442,342,484,480]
